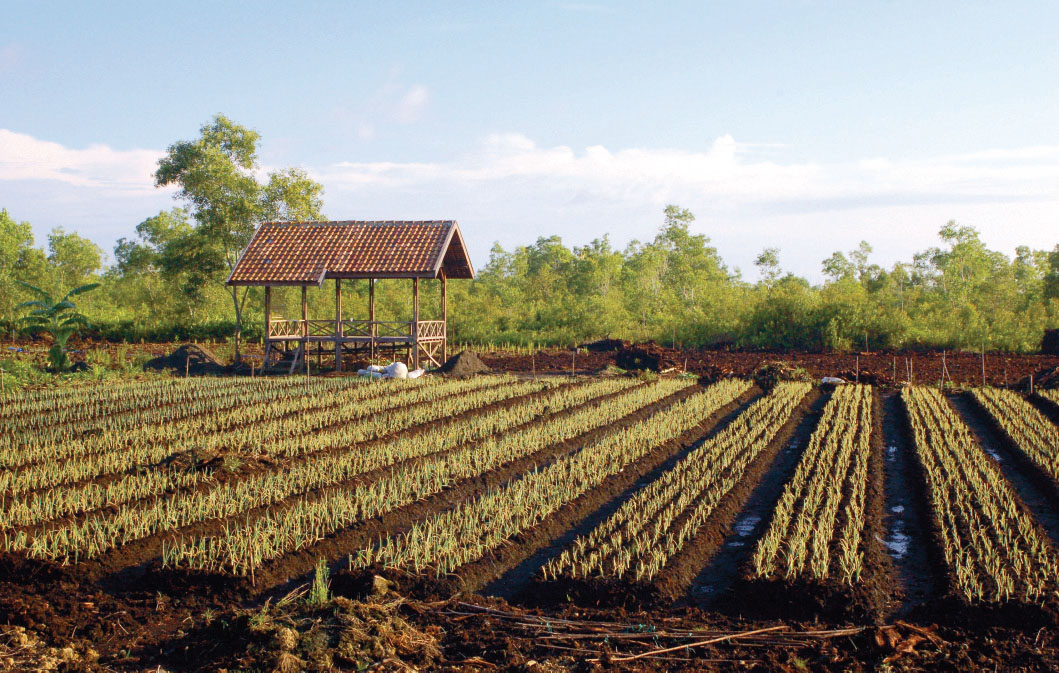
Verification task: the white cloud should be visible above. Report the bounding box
[314,134,1059,278]
[0,129,164,194]
[395,85,430,124]
[2,127,1058,279]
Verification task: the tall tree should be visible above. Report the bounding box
[154,115,324,360]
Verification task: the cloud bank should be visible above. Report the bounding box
[1,128,1057,279]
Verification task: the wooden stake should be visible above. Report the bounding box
[571,349,576,378]
[532,351,536,381]
[855,355,859,383]
[981,342,986,388]
[185,355,190,378]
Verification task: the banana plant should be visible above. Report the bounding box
[16,281,99,372]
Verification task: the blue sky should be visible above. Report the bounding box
[2,1,1058,279]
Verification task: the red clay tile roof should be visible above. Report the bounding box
[227,221,475,285]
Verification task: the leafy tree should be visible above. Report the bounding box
[46,228,103,293]
[154,115,324,361]
[16,281,99,371]
[755,247,781,288]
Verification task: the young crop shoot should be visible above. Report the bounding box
[166,378,704,577]
[350,379,754,578]
[970,387,1059,485]
[753,384,873,584]
[902,387,1059,603]
[543,382,811,584]
[4,377,544,561]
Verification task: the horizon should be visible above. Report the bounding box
[2,1,1057,280]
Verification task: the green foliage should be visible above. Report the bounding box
[0,198,1057,354]
[153,115,324,359]
[16,281,99,371]
[308,559,330,607]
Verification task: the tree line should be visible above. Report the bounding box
[2,116,1057,354]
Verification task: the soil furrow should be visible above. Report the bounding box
[240,382,706,598]
[481,387,763,603]
[683,387,825,611]
[81,380,586,583]
[950,393,1059,546]
[879,390,944,616]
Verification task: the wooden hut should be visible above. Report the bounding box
[227,220,474,373]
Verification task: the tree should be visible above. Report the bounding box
[0,209,37,317]
[755,247,781,288]
[47,227,102,292]
[154,115,324,361]
[16,281,99,371]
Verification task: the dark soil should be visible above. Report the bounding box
[481,346,1059,387]
[879,390,945,616]
[143,343,227,376]
[686,389,828,613]
[435,349,491,376]
[951,393,1059,546]
[7,377,1059,671]
[486,386,763,605]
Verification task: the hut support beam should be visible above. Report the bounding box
[335,278,343,371]
[441,272,447,363]
[412,277,420,370]
[369,278,376,361]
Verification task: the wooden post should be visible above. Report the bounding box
[301,286,308,335]
[369,278,376,361]
[301,285,308,376]
[981,342,986,388]
[412,277,420,370]
[335,278,343,372]
[440,271,448,363]
[263,286,272,368]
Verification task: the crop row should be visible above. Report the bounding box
[0,377,298,431]
[543,382,809,584]
[753,384,873,584]
[1,377,370,466]
[970,388,1059,485]
[1,377,547,542]
[164,378,698,577]
[349,379,754,579]
[903,387,1059,603]
[0,377,500,496]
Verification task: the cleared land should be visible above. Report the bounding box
[2,373,1059,671]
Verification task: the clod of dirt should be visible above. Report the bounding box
[615,341,679,372]
[579,338,630,352]
[751,360,812,390]
[143,343,227,375]
[1042,329,1059,355]
[435,350,491,377]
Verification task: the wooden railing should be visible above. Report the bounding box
[268,319,443,341]
[417,320,446,340]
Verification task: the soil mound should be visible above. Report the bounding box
[1043,329,1059,355]
[436,350,491,377]
[144,343,227,375]
[615,341,680,372]
[578,338,630,352]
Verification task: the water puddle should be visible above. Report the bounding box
[887,444,897,462]
[891,505,905,514]
[879,526,910,558]
[983,447,1003,463]
[733,514,761,537]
